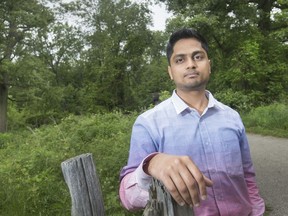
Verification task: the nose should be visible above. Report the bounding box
[186,57,197,69]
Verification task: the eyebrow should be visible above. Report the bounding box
[172,50,206,60]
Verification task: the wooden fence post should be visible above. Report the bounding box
[143,178,194,216]
[61,153,105,216]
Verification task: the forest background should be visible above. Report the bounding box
[0,0,287,215]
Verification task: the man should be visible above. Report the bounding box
[119,28,265,215]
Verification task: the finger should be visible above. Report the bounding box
[162,175,186,206]
[159,156,192,206]
[174,156,205,206]
[170,157,199,206]
[179,169,200,207]
[186,162,210,202]
[194,174,214,201]
[204,175,213,187]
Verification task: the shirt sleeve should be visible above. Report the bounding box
[246,175,265,216]
[240,130,265,216]
[119,153,158,210]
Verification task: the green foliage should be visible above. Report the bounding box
[214,89,252,112]
[133,56,173,108]
[242,103,288,138]
[78,0,154,111]
[0,0,54,132]
[159,90,171,101]
[0,112,143,216]
[0,133,13,149]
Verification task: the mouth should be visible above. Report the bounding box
[184,71,199,78]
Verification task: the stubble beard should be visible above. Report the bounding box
[178,78,209,92]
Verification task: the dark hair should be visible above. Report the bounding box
[166,28,209,65]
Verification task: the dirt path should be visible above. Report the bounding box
[248,134,288,216]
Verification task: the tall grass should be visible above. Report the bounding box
[242,103,288,138]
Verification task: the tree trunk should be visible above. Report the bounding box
[0,72,8,133]
[61,153,105,216]
[257,0,274,33]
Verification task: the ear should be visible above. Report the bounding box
[168,66,173,80]
[209,59,211,73]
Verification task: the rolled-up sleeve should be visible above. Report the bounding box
[119,153,158,210]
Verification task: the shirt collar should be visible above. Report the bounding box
[171,90,225,115]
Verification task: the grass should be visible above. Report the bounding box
[242,103,288,138]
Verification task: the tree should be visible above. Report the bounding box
[29,22,86,116]
[0,0,54,132]
[133,30,174,106]
[69,0,155,111]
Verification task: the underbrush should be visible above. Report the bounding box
[242,103,288,138]
[0,112,142,216]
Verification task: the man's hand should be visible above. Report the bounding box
[144,153,213,207]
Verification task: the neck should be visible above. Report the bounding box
[176,89,208,114]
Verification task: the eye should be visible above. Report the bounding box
[193,53,205,61]
[175,57,184,64]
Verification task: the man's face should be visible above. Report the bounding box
[168,38,211,92]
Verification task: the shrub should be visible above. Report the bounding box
[214,89,253,112]
[0,112,142,216]
[242,103,288,137]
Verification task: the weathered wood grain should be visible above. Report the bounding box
[143,178,194,216]
[61,153,105,216]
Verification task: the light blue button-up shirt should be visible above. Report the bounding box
[120,90,265,216]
